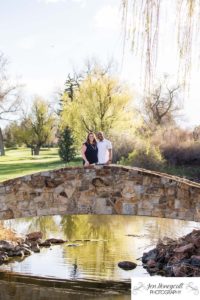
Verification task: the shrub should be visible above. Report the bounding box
[150,127,200,165]
[108,132,136,163]
[161,142,200,165]
[119,140,165,171]
[146,126,200,166]
[152,127,192,147]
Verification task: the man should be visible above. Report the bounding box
[97,131,112,164]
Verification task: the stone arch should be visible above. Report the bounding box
[0,165,200,221]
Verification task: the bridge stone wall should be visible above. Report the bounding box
[0,165,200,221]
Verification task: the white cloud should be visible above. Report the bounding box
[94,4,121,31]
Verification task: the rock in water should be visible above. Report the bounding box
[142,229,200,276]
[67,244,79,247]
[0,240,16,251]
[31,244,40,253]
[39,241,51,247]
[118,261,137,270]
[0,252,9,264]
[45,238,65,244]
[26,232,43,241]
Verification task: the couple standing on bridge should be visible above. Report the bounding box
[81,131,112,166]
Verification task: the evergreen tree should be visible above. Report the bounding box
[58,127,76,162]
[64,73,80,101]
[58,73,81,115]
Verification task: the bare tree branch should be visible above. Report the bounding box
[0,52,23,155]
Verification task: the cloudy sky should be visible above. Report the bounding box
[0,0,199,127]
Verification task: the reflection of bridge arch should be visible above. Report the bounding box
[193,125,200,141]
[0,165,200,221]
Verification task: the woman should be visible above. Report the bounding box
[81,132,98,166]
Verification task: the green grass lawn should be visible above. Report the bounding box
[1,148,199,184]
[0,148,82,182]
[162,165,200,182]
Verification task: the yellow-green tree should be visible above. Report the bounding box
[14,97,56,155]
[61,65,134,146]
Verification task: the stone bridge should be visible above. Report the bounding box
[0,165,200,221]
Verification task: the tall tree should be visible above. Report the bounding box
[0,52,21,155]
[58,73,82,116]
[61,63,134,145]
[15,97,56,155]
[141,83,181,130]
[2,121,19,148]
[64,73,81,101]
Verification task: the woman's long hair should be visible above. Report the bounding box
[86,132,97,145]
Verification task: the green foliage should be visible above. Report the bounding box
[0,148,82,182]
[120,140,165,171]
[30,98,55,149]
[4,120,32,148]
[64,73,81,101]
[3,122,19,148]
[12,97,56,155]
[58,127,76,162]
[60,64,135,147]
[59,73,81,115]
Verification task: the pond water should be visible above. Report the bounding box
[1,215,200,299]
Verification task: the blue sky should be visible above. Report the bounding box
[0,0,122,96]
[0,0,199,127]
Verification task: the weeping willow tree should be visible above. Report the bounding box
[60,63,135,147]
[122,0,200,94]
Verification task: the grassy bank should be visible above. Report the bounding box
[162,165,200,183]
[0,148,82,182]
[1,148,199,184]
[0,224,21,241]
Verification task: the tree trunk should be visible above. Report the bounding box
[33,145,41,155]
[0,127,5,156]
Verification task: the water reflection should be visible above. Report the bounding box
[2,215,200,282]
[0,280,130,300]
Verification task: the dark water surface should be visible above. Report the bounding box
[1,215,200,299]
